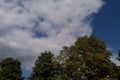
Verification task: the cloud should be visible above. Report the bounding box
[0,0,104,69]
[110,56,120,66]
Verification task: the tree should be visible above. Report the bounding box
[117,49,120,61]
[0,57,23,80]
[57,35,117,80]
[116,49,120,79]
[28,51,57,80]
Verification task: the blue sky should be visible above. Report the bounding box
[93,0,120,54]
[0,0,120,79]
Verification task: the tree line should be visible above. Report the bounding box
[0,35,120,80]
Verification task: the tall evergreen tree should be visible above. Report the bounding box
[57,35,117,80]
[0,57,23,80]
[28,51,56,80]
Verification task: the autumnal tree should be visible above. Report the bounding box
[0,57,23,80]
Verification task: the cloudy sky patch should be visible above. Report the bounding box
[0,0,104,69]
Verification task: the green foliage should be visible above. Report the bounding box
[0,57,23,80]
[116,66,120,80]
[28,51,57,80]
[56,35,117,80]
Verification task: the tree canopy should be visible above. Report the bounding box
[56,35,117,80]
[28,51,56,80]
[0,57,23,80]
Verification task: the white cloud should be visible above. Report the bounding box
[110,56,120,66]
[0,0,104,69]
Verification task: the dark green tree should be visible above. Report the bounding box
[116,49,120,79]
[116,66,120,80]
[57,35,117,80]
[117,49,120,61]
[0,57,23,80]
[28,51,57,80]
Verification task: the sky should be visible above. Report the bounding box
[0,0,120,78]
[93,0,120,68]
[93,0,120,54]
